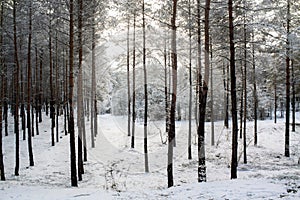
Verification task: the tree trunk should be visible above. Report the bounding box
[285,0,290,157]
[197,0,211,183]
[291,58,295,132]
[35,47,39,135]
[252,29,258,145]
[0,0,5,180]
[27,2,34,166]
[131,11,136,149]
[243,11,247,163]
[69,0,78,187]
[142,0,149,173]
[91,8,96,148]
[168,0,177,188]
[49,16,55,147]
[13,0,20,176]
[188,0,192,159]
[210,37,214,146]
[228,0,238,179]
[126,15,131,137]
[55,29,59,143]
[77,0,84,181]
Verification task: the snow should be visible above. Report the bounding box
[0,113,300,199]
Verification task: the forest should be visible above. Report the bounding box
[0,0,299,199]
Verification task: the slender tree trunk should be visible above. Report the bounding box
[13,0,20,176]
[168,0,177,188]
[35,47,39,135]
[243,15,247,164]
[39,50,43,123]
[77,0,84,181]
[90,8,96,148]
[188,0,192,159]
[2,0,7,137]
[142,0,149,173]
[55,29,59,143]
[210,38,214,146]
[27,2,34,166]
[0,0,5,180]
[252,29,258,145]
[239,58,244,139]
[69,0,78,187]
[223,62,229,129]
[49,16,55,147]
[21,68,25,141]
[285,0,290,157]
[291,58,295,132]
[228,0,238,179]
[126,16,131,137]
[131,11,136,149]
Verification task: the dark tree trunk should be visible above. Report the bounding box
[27,2,34,166]
[39,50,43,123]
[243,13,247,164]
[69,0,78,187]
[252,30,258,145]
[55,29,59,143]
[90,8,96,148]
[197,0,211,182]
[126,16,131,137]
[13,0,20,176]
[49,16,55,147]
[77,0,84,181]
[285,0,290,157]
[228,0,238,179]
[131,11,136,149]
[168,0,177,188]
[188,0,192,160]
[223,63,229,129]
[291,58,295,132]
[0,0,5,180]
[35,47,39,135]
[142,0,149,173]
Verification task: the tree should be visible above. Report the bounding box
[69,0,78,187]
[197,0,211,183]
[228,0,238,179]
[13,0,20,176]
[126,11,131,137]
[142,0,149,173]
[27,0,34,167]
[167,0,177,188]
[90,3,97,148]
[187,0,192,160]
[285,0,290,158]
[77,0,84,181]
[0,0,5,181]
[131,10,136,149]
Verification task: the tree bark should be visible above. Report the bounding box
[131,11,136,149]
[188,0,192,159]
[168,0,177,188]
[27,2,34,166]
[285,0,290,157]
[142,0,149,173]
[13,0,20,176]
[77,0,84,181]
[0,0,5,180]
[126,15,131,137]
[69,0,78,187]
[228,0,238,179]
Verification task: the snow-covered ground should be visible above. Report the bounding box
[0,113,300,199]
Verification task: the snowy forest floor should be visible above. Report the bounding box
[0,113,300,199]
